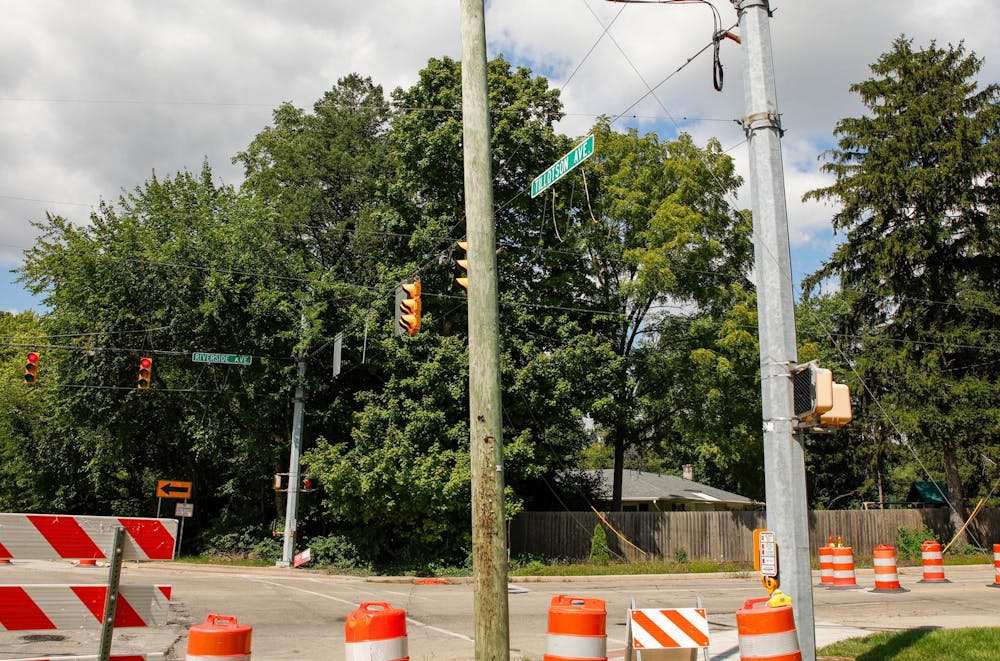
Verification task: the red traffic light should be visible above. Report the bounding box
[24,352,39,385]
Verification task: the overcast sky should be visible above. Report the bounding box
[2,0,998,313]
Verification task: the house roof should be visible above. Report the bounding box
[907,481,949,505]
[589,468,758,506]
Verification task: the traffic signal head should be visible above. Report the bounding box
[398,279,422,336]
[137,357,152,390]
[302,476,316,492]
[24,352,39,385]
[455,241,469,291]
[792,361,833,423]
[820,382,853,429]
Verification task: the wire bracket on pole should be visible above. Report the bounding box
[739,111,784,138]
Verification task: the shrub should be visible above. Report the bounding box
[895,524,937,561]
[305,533,367,570]
[589,524,611,565]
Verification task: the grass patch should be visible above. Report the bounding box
[173,554,274,567]
[510,557,751,577]
[818,627,1000,660]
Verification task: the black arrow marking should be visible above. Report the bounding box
[161,483,189,494]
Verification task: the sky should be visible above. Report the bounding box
[2,0,998,313]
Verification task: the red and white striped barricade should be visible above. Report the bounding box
[2,655,164,661]
[817,543,834,587]
[0,513,178,561]
[0,584,172,630]
[0,513,176,660]
[626,608,710,661]
[830,546,858,588]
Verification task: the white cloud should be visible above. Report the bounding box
[2,0,998,307]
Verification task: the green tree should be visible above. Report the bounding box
[804,38,1000,538]
[564,120,755,507]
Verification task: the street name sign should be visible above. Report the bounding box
[530,134,595,198]
[156,480,192,499]
[192,352,252,366]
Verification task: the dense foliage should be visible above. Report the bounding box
[803,38,1000,530]
[5,37,996,565]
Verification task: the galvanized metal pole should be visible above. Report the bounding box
[279,357,306,567]
[459,1,510,659]
[734,1,816,659]
[97,526,125,661]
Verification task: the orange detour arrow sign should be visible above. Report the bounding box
[156,480,192,499]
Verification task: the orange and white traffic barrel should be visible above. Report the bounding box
[870,544,906,593]
[830,545,858,588]
[736,596,801,661]
[345,602,408,661]
[817,543,834,587]
[186,613,252,660]
[918,540,949,583]
[989,543,999,588]
[544,595,607,661]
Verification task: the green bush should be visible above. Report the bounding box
[589,524,611,564]
[895,524,937,561]
[674,547,689,564]
[204,527,281,562]
[305,533,367,570]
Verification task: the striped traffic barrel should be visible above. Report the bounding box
[544,595,607,661]
[870,544,906,593]
[817,543,833,587]
[736,597,801,661]
[990,543,1000,587]
[918,540,949,583]
[186,614,252,660]
[830,546,858,588]
[345,602,408,661]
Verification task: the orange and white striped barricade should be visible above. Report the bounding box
[0,584,172,630]
[918,540,949,583]
[3,655,164,661]
[625,608,709,661]
[817,543,834,587]
[345,602,408,661]
[186,614,252,660]
[544,595,607,661]
[989,543,1000,588]
[870,544,906,593]
[830,546,859,588]
[736,597,801,661]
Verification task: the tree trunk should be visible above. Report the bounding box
[942,439,967,549]
[612,433,624,511]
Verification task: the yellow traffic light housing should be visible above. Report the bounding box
[820,382,852,429]
[397,279,422,336]
[455,240,469,291]
[24,352,39,385]
[137,356,153,390]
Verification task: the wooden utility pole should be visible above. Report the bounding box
[459,1,510,659]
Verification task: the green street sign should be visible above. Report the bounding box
[531,134,595,198]
[192,352,252,366]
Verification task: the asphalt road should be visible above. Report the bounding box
[1,560,998,660]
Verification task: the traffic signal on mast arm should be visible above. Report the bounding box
[455,241,469,291]
[137,356,153,390]
[397,279,422,336]
[23,352,39,385]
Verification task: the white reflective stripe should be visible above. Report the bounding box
[993,551,1000,561]
[186,656,250,661]
[922,551,943,560]
[833,570,855,578]
[630,608,709,649]
[738,630,800,657]
[874,572,899,582]
[345,637,408,661]
[873,557,896,567]
[820,569,833,576]
[546,632,606,659]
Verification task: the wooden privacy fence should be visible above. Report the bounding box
[509,508,1000,562]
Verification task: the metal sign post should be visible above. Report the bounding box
[97,526,125,661]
